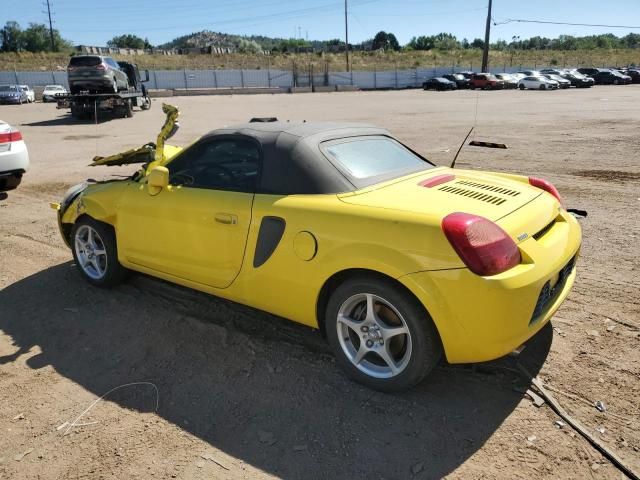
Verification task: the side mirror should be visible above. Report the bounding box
[147,166,169,195]
[144,69,150,82]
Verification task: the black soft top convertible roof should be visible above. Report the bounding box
[200,122,396,195]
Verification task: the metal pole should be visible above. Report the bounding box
[481,0,492,72]
[344,0,350,72]
[46,0,55,51]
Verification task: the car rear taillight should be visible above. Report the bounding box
[0,130,22,143]
[96,63,107,71]
[528,177,564,206]
[442,212,521,276]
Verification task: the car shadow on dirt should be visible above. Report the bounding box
[0,262,552,479]
[22,114,118,127]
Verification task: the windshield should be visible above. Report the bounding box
[45,85,64,90]
[69,56,102,67]
[0,85,17,92]
[321,136,432,186]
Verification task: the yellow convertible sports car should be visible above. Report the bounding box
[54,109,582,391]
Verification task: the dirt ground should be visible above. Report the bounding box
[0,87,639,480]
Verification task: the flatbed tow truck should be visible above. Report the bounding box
[56,61,151,120]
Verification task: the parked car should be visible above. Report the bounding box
[442,73,470,89]
[457,71,475,79]
[518,76,559,90]
[542,74,571,89]
[539,69,564,75]
[576,67,601,77]
[53,110,582,391]
[422,77,456,91]
[42,84,68,102]
[517,70,542,77]
[19,85,35,102]
[590,70,630,85]
[560,71,594,88]
[67,55,129,94]
[0,119,29,191]
[627,69,640,84]
[0,85,29,104]
[494,73,518,89]
[469,73,504,90]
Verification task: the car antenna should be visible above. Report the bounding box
[450,126,474,168]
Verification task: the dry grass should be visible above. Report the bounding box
[1,48,638,72]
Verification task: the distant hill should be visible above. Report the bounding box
[159,30,335,51]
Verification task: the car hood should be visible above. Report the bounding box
[337,167,543,223]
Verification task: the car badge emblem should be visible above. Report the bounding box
[517,232,529,242]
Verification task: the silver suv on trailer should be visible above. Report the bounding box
[67,55,129,94]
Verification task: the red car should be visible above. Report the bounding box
[469,73,504,90]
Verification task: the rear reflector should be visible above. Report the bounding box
[0,130,22,143]
[442,212,521,276]
[419,174,455,188]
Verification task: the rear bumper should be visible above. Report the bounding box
[399,209,582,364]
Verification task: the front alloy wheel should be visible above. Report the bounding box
[74,224,107,280]
[71,217,128,287]
[326,276,442,392]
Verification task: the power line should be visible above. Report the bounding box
[494,18,640,29]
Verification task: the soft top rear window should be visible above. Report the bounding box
[321,135,433,188]
[69,56,102,67]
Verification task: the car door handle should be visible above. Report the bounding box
[215,213,237,225]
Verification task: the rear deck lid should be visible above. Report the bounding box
[338,168,542,222]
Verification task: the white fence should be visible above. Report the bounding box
[0,66,540,91]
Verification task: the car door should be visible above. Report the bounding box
[106,58,127,88]
[117,136,260,288]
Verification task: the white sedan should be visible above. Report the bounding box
[42,84,68,102]
[518,76,559,90]
[0,120,29,192]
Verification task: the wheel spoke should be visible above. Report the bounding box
[377,345,400,375]
[353,344,367,365]
[364,294,377,322]
[94,248,106,256]
[337,314,362,334]
[380,324,409,341]
[87,228,95,248]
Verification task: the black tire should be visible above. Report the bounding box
[124,99,133,118]
[519,84,525,90]
[539,84,546,90]
[325,275,442,392]
[140,96,151,110]
[71,217,128,288]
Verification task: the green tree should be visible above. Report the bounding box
[107,34,146,49]
[0,21,22,52]
[372,31,400,51]
[19,23,70,52]
[237,38,262,54]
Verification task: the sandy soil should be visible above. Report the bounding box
[0,87,639,480]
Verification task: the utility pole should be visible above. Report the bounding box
[344,0,349,71]
[45,0,55,51]
[481,0,492,72]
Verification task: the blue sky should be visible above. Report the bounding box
[4,0,640,46]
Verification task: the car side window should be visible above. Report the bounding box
[167,138,260,193]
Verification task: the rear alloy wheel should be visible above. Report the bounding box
[539,84,546,90]
[326,277,442,392]
[71,217,128,287]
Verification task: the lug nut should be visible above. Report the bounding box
[366,340,374,348]
[360,326,369,332]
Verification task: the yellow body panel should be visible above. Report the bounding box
[58,164,582,364]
